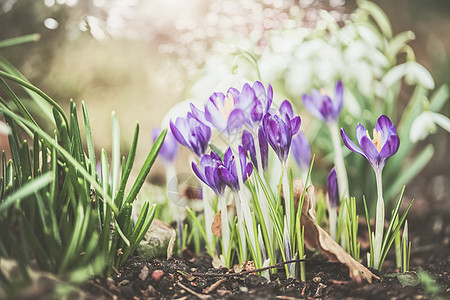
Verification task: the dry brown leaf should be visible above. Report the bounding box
[297,183,379,283]
[211,210,222,237]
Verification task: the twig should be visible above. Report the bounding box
[89,281,118,300]
[176,282,209,300]
[202,278,226,294]
[192,259,306,277]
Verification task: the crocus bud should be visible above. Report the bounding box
[327,167,339,208]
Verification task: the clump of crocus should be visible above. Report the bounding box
[170,111,215,254]
[326,167,339,240]
[302,81,350,249]
[153,127,184,248]
[263,99,301,277]
[303,81,349,218]
[192,148,252,267]
[341,115,400,270]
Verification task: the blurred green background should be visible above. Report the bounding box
[0,0,448,207]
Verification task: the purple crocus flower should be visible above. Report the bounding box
[153,127,178,162]
[242,81,273,126]
[191,151,226,196]
[217,147,253,192]
[291,130,311,171]
[302,80,343,122]
[202,88,248,136]
[170,112,211,157]
[263,100,301,162]
[340,115,400,172]
[241,128,268,171]
[327,168,339,208]
[191,82,273,137]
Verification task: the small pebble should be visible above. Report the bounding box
[139,266,149,281]
[152,270,164,282]
[313,276,322,283]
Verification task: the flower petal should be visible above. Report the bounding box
[291,131,311,171]
[227,108,247,132]
[190,103,209,125]
[302,93,325,121]
[359,135,380,167]
[279,100,294,118]
[375,115,395,145]
[242,130,257,167]
[258,127,269,170]
[217,165,238,191]
[334,80,344,115]
[379,133,399,159]
[192,161,207,186]
[170,118,189,148]
[327,167,339,208]
[266,84,273,113]
[237,83,256,111]
[356,123,368,145]
[341,128,366,158]
[251,100,264,122]
[205,97,227,132]
[290,116,301,135]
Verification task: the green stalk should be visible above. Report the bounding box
[328,121,350,249]
[219,194,231,268]
[373,169,385,270]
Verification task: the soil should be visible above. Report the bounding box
[82,197,450,300]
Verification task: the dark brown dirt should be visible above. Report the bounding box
[83,199,450,300]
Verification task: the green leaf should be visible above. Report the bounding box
[0,34,40,49]
[0,70,67,127]
[124,129,166,205]
[81,101,97,179]
[111,111,120,197]
[385,145,434,201]
[0,172,53,213]
[115,123,139,209]
[0,104,118,215]
[429,84,449,112]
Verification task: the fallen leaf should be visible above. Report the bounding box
[292,181,379,283]
[211,210,222,237]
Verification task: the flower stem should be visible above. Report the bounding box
[328,121,350,248]
[373,169,385,270]
[219,194,231,267]
[328,122,350,204]
[254,131,274,247]
[231,144,257,261]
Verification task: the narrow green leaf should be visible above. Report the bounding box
[0,56,53,121]
[429,84,449,112]
[0,105,118,214]
[0,172,53,213]
[0,70,68,127]
[386,145,433,200]
[0,34,40,49]
[81,101,97,179]
[111,111,120,198]
[124,129,166,205]
[115,123,139,209]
